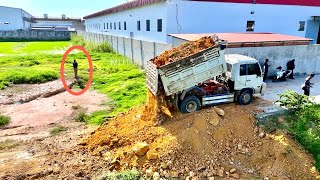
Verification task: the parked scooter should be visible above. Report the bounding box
[272,66,292,82]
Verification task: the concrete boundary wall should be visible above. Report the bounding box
[83,32,320,75]
[83,32,172,68]
[0,30,73,41]
[227,45,320,76]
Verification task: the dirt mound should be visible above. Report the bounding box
[153,36,215,67]
[82,93,319,179]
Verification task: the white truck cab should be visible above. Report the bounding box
[225,54,266,97]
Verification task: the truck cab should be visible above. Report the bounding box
[173,54,266,113]
[225,54,266,98]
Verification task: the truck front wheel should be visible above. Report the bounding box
[238,90,253,105]
[180,96,201,113]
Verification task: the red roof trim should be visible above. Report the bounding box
[168,33,312,44]
[191,0,320,7]
[84,0,164,19]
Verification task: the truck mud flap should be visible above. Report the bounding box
[202,94,234,106]
[146,61,158,96]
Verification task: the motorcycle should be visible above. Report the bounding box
[272,66,292,82]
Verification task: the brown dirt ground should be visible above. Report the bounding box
[1,91,319,179]
[81,92,320,179]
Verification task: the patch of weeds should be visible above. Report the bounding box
[20,60,40,67]
[50,125,67,136]
[277,90,314,111]
[74,111,88,123]
[86,110,113,125]
[0,139,19,150]
[274,91,320,170]
[0,115,10,126]
[77,80,85,89]
[0,81,10,89]
[100,169,140,180]
[258,114,289,133]
[72,104,82,110]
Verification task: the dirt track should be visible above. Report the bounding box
[0,82,109,179]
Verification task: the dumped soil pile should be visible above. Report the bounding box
[82,93,319,179]
[153,36,215,67]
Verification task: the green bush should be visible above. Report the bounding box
[276,90,315,111]
[71,34,85,47]
[85,41,114,53]
[0,115,10,126]
[70,34,114,53]
[74,112,88,122]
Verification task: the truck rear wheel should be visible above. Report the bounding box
[238,90,253,105]
[180,96,201,113]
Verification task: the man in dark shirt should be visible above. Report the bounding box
[73,59,78,78]
[287,59,295,79]
[263,59,270,82]
[302,74,315,96]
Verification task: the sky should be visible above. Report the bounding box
[0,0,128,18]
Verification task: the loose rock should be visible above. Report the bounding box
[132,142,149,156]
[146,150,159,160]
[230,168,236,173]
[259,132,266,138]
[153,172,160,180]
[213,107,225,116]
[230,173,240,179]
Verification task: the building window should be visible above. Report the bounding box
[114,22,116,30]
[110,22,112,29]
[124,22,127,30]
[146,20,150,31]
[157,19,162,32]
[298,21,305,31]
[246,21,255,32]
[137,21,141,31]
[107,23,109,29]
[104,23,105,29]
[119,22,121,30]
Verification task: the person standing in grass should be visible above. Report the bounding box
[301,74,315,96]
[73,59,78,78]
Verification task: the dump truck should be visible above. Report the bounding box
[146,39,266,113]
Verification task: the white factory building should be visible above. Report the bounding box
[0,6,83,32]
[84,0,320,44]
[0,6,33,31]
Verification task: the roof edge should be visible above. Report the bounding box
[84,0,165,19]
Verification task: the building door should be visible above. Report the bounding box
[317,25,320,44]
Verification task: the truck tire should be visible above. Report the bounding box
[238,90,253,105]
[180,96,201,113]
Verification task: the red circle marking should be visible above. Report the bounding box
[60,46,93,96]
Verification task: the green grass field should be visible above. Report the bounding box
[0,41,146,124]
[0,41,71,54]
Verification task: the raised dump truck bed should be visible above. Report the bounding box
[146,41,227,96]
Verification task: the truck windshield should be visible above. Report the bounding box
[240,63,261,76]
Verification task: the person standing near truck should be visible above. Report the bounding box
[263,59,270,82]
[301,74,315,96]
[287,59,295,79]
[73,59,78,78]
